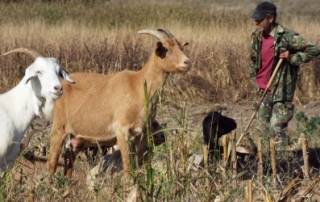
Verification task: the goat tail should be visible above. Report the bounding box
[1,48,41,59]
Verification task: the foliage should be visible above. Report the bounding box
[295,111,320,137]
[0,172,10,201]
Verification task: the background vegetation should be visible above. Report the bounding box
[0,0,320,201]
[0,0,319,103]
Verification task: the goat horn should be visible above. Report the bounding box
[137,28,174,42]
[158,28,175,38]
[1,48,41,59]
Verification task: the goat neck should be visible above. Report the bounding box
[1,78,44,136]
[139,53,168,95]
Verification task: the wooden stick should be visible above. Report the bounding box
[41,144,46,157]
[222,135,229,167]
[257,136,263,183]
[270,138,277,187]
[301,134,310,179]
[231,133,237,187]
[202,144,209,169]
[245,180,253,202]
[236,59,284,146]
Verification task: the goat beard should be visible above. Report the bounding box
[41,98,54,120]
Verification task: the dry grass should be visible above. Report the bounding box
[0,1,319,102]
[1,0,320,201]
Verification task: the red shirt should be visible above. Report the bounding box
[256,34,275,90]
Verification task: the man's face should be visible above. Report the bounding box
[254,15,274,33]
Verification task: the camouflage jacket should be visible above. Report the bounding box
[250,23,320,102]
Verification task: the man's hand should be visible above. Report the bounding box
[279,50,290,59]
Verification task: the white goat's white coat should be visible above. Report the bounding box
[0,52,74,172]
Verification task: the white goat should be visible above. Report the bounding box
[0,48,74,172]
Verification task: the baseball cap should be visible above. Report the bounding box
[252,1,277,21]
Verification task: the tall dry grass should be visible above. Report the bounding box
[1,3,319,104]
[0,0,319,103]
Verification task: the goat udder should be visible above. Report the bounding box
[70,137,83,150]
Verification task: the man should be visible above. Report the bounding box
[250,1,320,144]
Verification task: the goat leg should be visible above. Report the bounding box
[47,130,67,175]
[115,127,132,177]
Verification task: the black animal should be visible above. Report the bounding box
[202,111,237,162]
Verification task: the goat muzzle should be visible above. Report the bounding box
[178,59,191,72]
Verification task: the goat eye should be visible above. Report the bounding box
[36,71,42,75]
[58,70,63,78]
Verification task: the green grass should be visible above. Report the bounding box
[0,172,9,201]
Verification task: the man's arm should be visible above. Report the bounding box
[287,33,320,66]
[249,33,259,82]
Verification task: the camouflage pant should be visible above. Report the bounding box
[255,93,294,141]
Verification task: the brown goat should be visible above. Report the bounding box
[47,29,191,177]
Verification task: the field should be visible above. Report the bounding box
[0,0,320,201]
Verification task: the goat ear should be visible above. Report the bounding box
[155,41,167,59]
[60,69,75,84]
[24,70,38,84]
